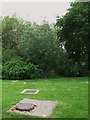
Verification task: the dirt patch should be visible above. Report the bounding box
[8,98,58,117]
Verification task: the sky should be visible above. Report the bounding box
[1,2,74,24]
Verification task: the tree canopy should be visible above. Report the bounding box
[56,2,89,76]
[56,2,88,62]
[1,2,89,79]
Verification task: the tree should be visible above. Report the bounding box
[18,22,68,76]
[56,2,89,76]
[2,16,68,78]
[2,16,24,50]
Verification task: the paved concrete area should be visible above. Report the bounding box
[8,98,58,117]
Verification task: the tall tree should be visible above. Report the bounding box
[56,2,89,75]
[56,2,88,62]
[2,16,24,50]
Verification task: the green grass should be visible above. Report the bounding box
[2,77,88,119]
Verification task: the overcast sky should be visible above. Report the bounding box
[2,2,73,24]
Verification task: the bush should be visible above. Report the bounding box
[2,49,18,63]
[2,16,88,78]
[62,60,88,77]
[2,58,42,80]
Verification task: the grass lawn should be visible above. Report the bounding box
[2,77,88,119]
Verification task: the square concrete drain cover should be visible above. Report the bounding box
[21,89,39,94]
[8,98,58,117]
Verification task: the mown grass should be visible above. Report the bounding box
[2,77,88,119]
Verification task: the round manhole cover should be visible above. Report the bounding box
[16,103,36,111]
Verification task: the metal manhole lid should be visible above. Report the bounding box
[16,103,36,111]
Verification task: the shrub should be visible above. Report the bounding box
[2,58,42,80]
[62,60,88,77]
[2,49,18,63]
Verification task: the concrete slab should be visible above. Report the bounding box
[8,98,58,117]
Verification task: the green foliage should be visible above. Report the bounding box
[2,3,88,79]
[2,16,24,50]
[2,49,18,63]
[62,59,87,77]
[18,22,67,76]
[56,2,88,76]
[2,57,42,80]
